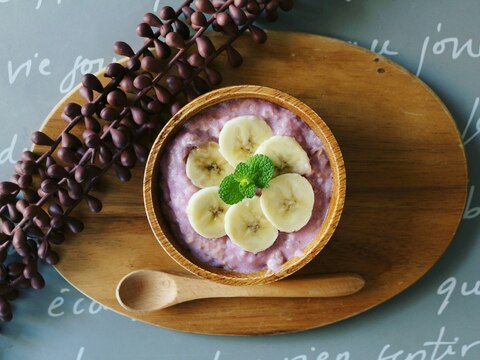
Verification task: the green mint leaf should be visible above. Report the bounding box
[239,182,256,199]
[232,163,252,186]
[219,175,244,205]
[218,155,275,205]
[246,154,275,188]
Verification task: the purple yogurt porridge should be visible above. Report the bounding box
[159,98,332,273]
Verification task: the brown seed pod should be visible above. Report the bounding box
[57,147,78,164]
[159,6,176,20]
[246,0,260,15]
[98,145,113,164]
[17,174,33,189]
[133,74,154,89]
[249,24,267,43]
[79,86,94,102]
[188,52,205,67]
[0,181,19,195]
[204,67,223,85]
[65,216,84,234]
[154,39,171,59]
[279,0,294,11]
[165,75,184,92]
[226,45,243,67]
[166,32,186,49]
[196,36,216,58]
[85,117,101,132]
[31,131,54,146]
[216,12,232,26]
[85,195,103,213]
[107,90,128,108]
[154,85,172,104]
[63,102,82,118]
[170,100,184,115]
[7,203,22,223]
[67,178,83,200]
[141,56,163,74]
[191,11,208,28]
[147,99,163,113]
[113,164,132,182]
[130,107,148,125]
[136,23,155,38]
[110,128,128,149]
[82,74,104,92]
[22,188,40,203]
[229,5,247,25]
[46,231,65,245]
[62,133,83,149]
[195,0,216,14]
[57,188,74,207]
[113,41,135,57]
[175,20,190,39]
[45,250,59,265]
[176,60,193,79]
[100,107,119,121]
[127,57,141,72]
[133,143,150,162]
[30,274,45,290]
[144,12,163,27]
[105,62,125,78]
[81,102,96,117]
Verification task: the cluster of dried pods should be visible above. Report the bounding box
[0,0,294,323]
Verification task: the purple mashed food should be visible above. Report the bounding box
[159,98,332,273]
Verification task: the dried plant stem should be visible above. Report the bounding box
[0,0,294,324]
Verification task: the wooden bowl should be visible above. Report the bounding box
[144,85,346,285]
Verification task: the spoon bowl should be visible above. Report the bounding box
[116,270,179,313]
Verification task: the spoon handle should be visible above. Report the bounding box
[198,273,365,299]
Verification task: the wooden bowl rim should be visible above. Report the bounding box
[144,85,346,285]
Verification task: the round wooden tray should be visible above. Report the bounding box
[35,31,467,335]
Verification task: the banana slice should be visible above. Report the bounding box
[186,142,234,188]
[260,173,314,232]
[219,115,273,166]
[187,187,230,239]
[225,196,278,253]
[255,135,312,176]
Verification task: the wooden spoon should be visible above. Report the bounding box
[116,270,365,313]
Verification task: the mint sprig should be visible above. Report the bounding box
[218,176,244,205]
[246,154,275,188]
[219,154,275,205]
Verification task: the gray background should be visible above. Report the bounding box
[1,0,479,359]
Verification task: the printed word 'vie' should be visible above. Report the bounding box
[7,54,117,94]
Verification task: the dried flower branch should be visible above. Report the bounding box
[0,0,293,323]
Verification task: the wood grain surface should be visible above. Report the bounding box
[144,86,346,285]
[34,31,467,335]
